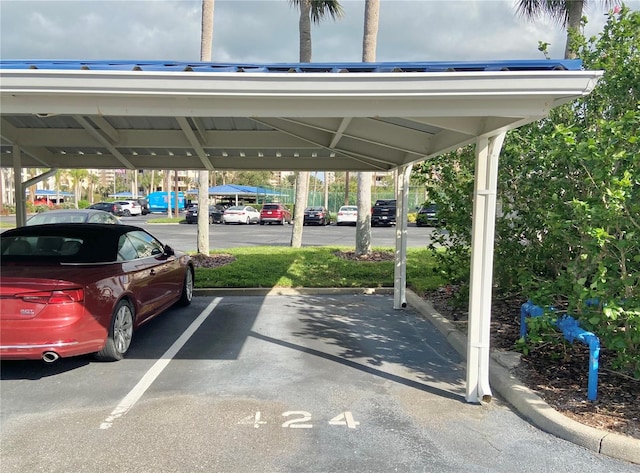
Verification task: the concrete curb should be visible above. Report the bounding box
[405,289,640,465]
[194,287,394,297]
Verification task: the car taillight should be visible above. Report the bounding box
[18,289,84,304]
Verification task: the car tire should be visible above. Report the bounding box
[123,209,131,217]
[96,299,134,361]
[209,215,214,224]
[177,267,194,307]
[260,221,264,225]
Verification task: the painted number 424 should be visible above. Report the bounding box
[240,411,360,429]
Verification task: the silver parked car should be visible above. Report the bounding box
[26,209,121,226]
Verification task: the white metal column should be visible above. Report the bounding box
[465,132,506,403]
[394,164,412,309]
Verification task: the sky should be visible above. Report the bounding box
[1,0,637,64]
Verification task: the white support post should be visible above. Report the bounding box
[12,145,26,227]
[465,132,506,403]
[393,164,412,309]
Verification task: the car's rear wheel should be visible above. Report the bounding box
[96,300,134,361]
[177,267,194,306]
[123,209,131,217]
[209,215,214,224]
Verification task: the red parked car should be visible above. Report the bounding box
[0,223,194,362]
[259,203,292,225]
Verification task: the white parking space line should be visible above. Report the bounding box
[99,297,222,430]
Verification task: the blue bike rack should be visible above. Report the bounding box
[520,301,600,401]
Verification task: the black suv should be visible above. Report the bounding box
[88,201,124,216]
[303,206,331,226]
[371,199,396,226]
[136,197,150,215]
[416,203,439,227]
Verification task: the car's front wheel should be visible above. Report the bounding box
[177,267,194,306]
[123,209,131,217]
[96,300,134,361]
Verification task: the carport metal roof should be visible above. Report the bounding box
[0,59,600,172]
[0,59,602,405]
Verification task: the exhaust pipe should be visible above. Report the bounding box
[42,351,59,363]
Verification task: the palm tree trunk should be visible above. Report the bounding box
[298,0,312,62]
[564,0,585,59]
[165,170,172,218]
[197,0,215,255]
[291,0,312,248]
[355,0,380,256]
[291,170,309,248]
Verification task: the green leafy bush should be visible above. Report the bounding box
[414,8,640,378]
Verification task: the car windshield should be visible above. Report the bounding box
[262,204,279,210]
[226,206,244,211]
[340,206,357,212]
[306,207,323,211]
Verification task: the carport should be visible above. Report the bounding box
[0,59,601,403]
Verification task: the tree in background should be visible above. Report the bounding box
[195,0,215,255]
[67,169,88,208]
[355,0,380,256]
[197,0,215,255]
[516,0,619,58]
[420,7,639,377]
[289,0,344,248]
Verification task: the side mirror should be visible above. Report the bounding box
[164,245,175,256]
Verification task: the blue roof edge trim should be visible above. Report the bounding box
[0,59,584,72]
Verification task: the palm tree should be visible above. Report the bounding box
[87,172,100,203]
[516,0,619,58]
[197,0,215,255]
[355,0,380,256]
[289,0,344,248]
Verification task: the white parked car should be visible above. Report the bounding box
[223,205,260,225]
[114,200,142,216]
[336,205,358,226]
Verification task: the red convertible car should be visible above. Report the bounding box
[0,223,194,362]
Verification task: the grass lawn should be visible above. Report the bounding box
[194,246,444,293]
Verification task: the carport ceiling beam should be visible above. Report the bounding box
[176,116,215,171]
[72,115,134,169]
[252,118,396,170]
[282,117,432,156]
[90,115,120,143]
[329,117,351,148]
[1,119,56,167]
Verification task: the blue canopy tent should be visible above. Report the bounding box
[28,189,75,205]
[186,184,285,206]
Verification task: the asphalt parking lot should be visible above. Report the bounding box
[0,293,634,472]
[0,213,438,251]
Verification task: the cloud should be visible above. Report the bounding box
[1,0,636,62]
